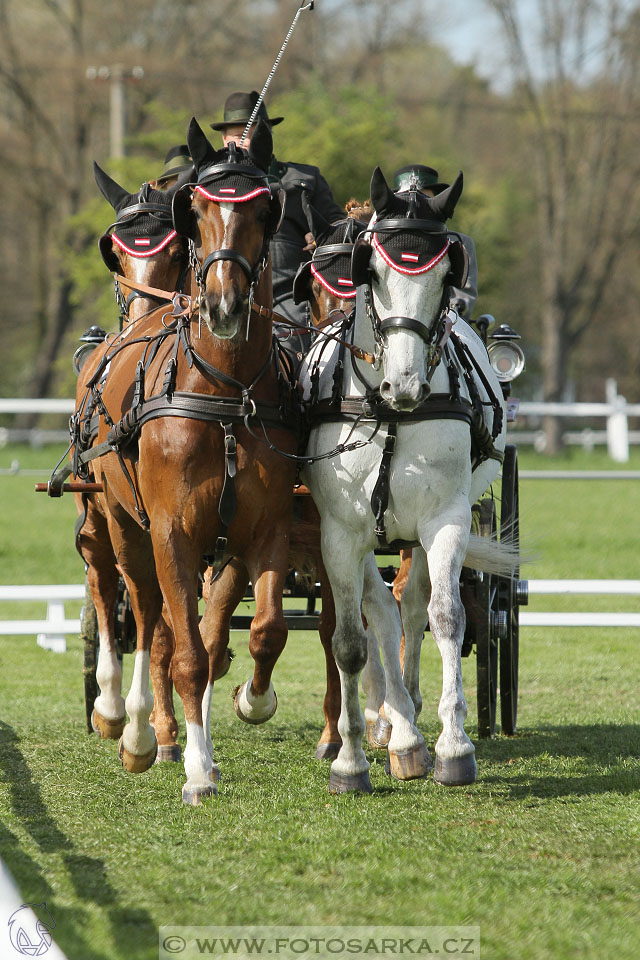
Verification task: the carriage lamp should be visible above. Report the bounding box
[72,326,107,376]
[487,324,526,383]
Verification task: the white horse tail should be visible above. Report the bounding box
[463,532,521,577]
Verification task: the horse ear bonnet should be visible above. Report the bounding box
[98,234,121,272]
[292,261,313,304]
[172,185,196,240]
[446,234,469,290]
[96,167,177,269]
[351,235,373,287]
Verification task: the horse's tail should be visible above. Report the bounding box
[463,532,522,576]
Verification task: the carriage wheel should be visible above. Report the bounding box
[499,444,519,735]
[81,577,100,734]
[475,498,499,739]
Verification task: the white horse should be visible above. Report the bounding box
[300,166,512,793]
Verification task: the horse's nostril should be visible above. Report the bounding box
[380,379,391,396]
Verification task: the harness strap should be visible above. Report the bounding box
[308,395,475,425]
[214,423,238,563]
[371,424,397,547]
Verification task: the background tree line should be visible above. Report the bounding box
[1,0,638,451]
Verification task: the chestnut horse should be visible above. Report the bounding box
[86,118,297,804]
[74,165,200,758]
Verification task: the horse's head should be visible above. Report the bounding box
[172,117,284,339]
[293,212,368,326]
[95,164,190,323]
[351,166,465,411]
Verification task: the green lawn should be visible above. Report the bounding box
[1,443,639,960]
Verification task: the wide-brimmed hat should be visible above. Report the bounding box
[210,90,284,132]
[154,144,193,185]
[394,164,449,195]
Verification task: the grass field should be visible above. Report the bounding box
[1,443,639,960]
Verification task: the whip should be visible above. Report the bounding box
[239,1,315,146]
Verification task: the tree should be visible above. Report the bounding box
[486,0,640,451]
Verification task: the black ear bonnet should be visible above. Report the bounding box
[97,177,183,271]
[293,217,366,304]
[172,118,285,241]
[351,167,465,290]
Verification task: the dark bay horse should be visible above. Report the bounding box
[88,118,297,804]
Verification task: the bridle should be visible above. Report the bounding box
[101,186,190,326]
[182,142,285,316]
[356,210,454,376]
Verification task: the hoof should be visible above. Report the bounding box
[315,741,341,761]
[118,736,158,773]
[182,782,217,806]
[233,682,277,725]
[434,752,477,786]
[368,716,392,749]
[385,742,433,781]
[210,764,221,784]
[154,743,182,763]
[329,768,373,794]
[91,709,125,740]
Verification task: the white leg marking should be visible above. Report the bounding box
[122,650,156,756]
[184,721,214,788]
[236,680,276,721]
[94,639,125,721]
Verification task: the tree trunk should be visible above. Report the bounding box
[541,292,568,454]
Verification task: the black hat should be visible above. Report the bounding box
[393,164,449,195]
[210,90,284,132]
[154,144,193,185]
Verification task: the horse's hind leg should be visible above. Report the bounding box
[400,547,431,723]
[199,558,250,781]
[423,508,477,786]
[316,562,342,760]
[76,501,125,739]
[149,609,181,762]
[361,554,431,781]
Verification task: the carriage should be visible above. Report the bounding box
[42,119,527,801]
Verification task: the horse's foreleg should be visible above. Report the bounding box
[149,609,181,762]
[150,526,213,805]
[105,511,163,775]
[361,554,431,781]
[234,542,289,725]
[321,529,371,793]
[423,511,477,786]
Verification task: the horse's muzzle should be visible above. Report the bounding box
[379,374,431,411]
[199,292,248,339]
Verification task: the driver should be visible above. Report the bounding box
[210,91,344,352]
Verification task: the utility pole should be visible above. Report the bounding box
[86,64,144,158]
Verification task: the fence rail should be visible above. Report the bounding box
[1,581,638,651]
[3,379,640,457]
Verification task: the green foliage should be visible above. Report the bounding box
[270,81,400,206]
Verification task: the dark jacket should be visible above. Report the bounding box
[269,159,343,326]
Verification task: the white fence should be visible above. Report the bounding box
[0,581,638,652]
[2,380,640,458]
[515,379,640,462]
